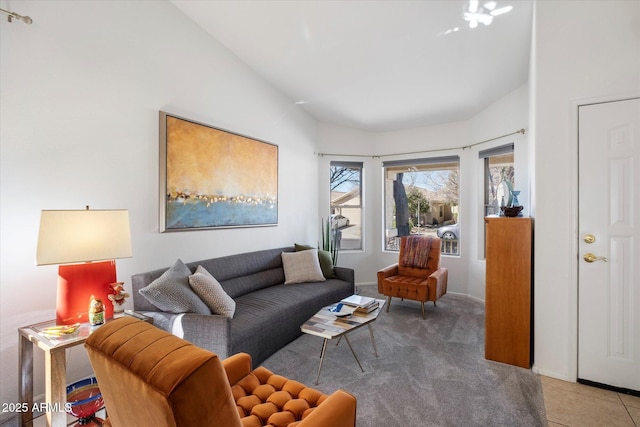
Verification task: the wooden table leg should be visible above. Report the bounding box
[19,334,34,427]
[44,349,67,427]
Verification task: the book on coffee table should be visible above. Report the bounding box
[340,295,377,309]
[354,301,380,313]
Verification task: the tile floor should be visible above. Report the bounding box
[542,376,640,426]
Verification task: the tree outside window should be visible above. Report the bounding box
[383,157,460,255]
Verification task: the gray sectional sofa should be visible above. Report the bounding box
[132,246,354,368]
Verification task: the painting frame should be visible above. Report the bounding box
[159,111,278,232]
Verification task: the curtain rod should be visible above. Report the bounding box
[317,128,525,159]
[0,8,33,24]
[462,128,525,150]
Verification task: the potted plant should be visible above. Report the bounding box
[321,218,339,265]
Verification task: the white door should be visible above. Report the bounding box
[578,97,640,392]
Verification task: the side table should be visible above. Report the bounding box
[18,312,152,427]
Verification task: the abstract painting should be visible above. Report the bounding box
[159,111,278,231]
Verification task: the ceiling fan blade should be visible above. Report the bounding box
[484,1,497,11]
[491,6,513,16]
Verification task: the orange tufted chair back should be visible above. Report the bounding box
[85,317,356,427]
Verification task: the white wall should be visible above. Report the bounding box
[531,1,640,381]
[373,121,470,293]
[320,0,640,385]
[317,124,376,285]
[0,0,320,413]
[467,84,530,301]
[3,0,636,416]
[317,84,530,302]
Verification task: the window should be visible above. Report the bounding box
[480,144,514,217]
[330,161,362,251]
[480,144,515,258]
[383,156,460,255]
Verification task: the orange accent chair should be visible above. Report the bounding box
[377,235,448,319]
[85,317,356,427]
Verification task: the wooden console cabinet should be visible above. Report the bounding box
[484,217,532,368]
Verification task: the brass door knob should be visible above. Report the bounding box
[583,252,608,263]
[583,234,596,244]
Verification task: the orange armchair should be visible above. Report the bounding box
[85,317,356,427]
[377,235,448,319]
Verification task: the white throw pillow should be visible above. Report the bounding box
[281,249,326,285]
[188,265,236,318]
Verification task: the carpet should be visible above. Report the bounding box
[262,285,547,426]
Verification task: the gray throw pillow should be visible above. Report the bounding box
[189,265,236,318]
[139,259,211,314]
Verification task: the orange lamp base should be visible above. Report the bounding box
[57,261,116,325]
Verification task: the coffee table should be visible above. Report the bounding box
[300,298,385,384]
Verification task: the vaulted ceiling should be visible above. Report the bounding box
[171,1,533,132]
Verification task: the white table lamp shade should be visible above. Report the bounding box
[36,209,132,266]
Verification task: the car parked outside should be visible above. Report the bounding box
[331,214,350,229]
[437,223,459,240]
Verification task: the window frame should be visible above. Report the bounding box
[329,161,363,251]
[479,143,515,217]
[479,143,515,258]
[382,156,460,255]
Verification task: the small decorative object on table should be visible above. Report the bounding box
[511,190,521,207]
[39,323,81,339]
[88,296,104,326]
[328,302,343,313]
[327,303,355,317]
[501,205,524,217]
[107,281,130,314]
[66,377,104,426]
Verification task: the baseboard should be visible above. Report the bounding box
[448,291,485,304]
[532,366,577,383]
[355,285,486,305]
[356,282,377,287]
[577,378,640,397]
